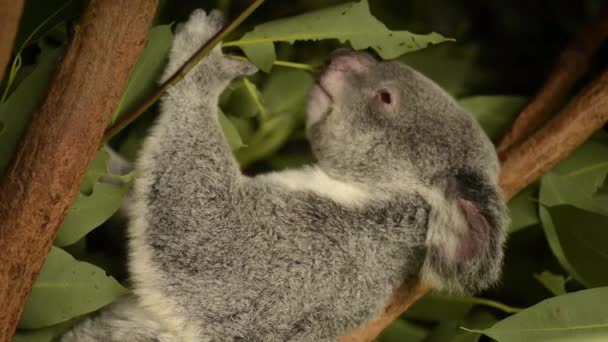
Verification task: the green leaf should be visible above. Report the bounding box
[54,150,134,247]
[425,309,497,342]
[112,25,172,122]
[222,79,261,118]
[235,113,300,168]
[377,319,428,342]
[458,95,527,141]
[469,287,608,341]
[539,205,608,288]
[539,141,608,216]
[219,110,246,150]
[406,293,520,322]
[225,0,453,72]
[262,68,313,115]
[13,321,74,342]
[19,247,127,329]
[534,271,567,296]
[508,185,539,233]
[400,43,492,98]
[0,49,60,175]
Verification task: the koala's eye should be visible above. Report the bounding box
[378,89,392,104]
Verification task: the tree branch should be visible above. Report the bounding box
[0,0,24,81]
[497,6,608,156]
[500,67,608,200]
[0,0,158,340]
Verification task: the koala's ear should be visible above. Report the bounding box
[421,171,507,294]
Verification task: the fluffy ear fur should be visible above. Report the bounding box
[421,171,508,294]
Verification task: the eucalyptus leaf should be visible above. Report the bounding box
[219,110,246,150]
[539,141,608,216]
[400,43,492,98]
[539,205,608,288]
[222,80,261,118]
[262,68,313,115]
[377,319,428,342]
[508,185,539,233]
[407,292,520,323]
[19,247,127,329]
[425,309,496,342]
[13,321,75,342]
[112,25,172,123]
[55,150,134,247]
[0,49,60,175]
[469,287,608,341]
[235,113,299,167]
[458,95,527,141]
[225,0,453,72]
[534,271,567,296]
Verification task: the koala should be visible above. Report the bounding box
[61,8,508,342]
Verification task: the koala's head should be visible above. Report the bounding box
[306,49,508,294]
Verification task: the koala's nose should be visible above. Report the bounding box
[326,48,377,73]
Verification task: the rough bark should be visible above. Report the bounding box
[0,1,158,340]
[497,6,608,156]
[500,68,608,200]
[0,0,25,81]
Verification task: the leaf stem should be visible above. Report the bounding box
[227,54,316,72]
[242,77,268,121]
[101,0,266,144]
[467,297,524,314]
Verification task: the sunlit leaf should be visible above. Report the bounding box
[225,0,452,72]
[468,287,608,341]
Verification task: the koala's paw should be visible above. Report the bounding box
[172,9,224,60]
[165,9,257,83]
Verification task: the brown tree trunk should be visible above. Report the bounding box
[0,0,24,81]
[0,1,159,340]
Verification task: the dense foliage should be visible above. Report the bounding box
[2,0,607,341]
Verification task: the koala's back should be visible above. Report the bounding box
[137,175,429,341]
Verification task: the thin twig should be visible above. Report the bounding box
[101,0,266,144]
[497,6,608,157]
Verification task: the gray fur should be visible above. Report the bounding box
[62,9,507,342]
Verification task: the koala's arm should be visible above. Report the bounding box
[147,9,255,192]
